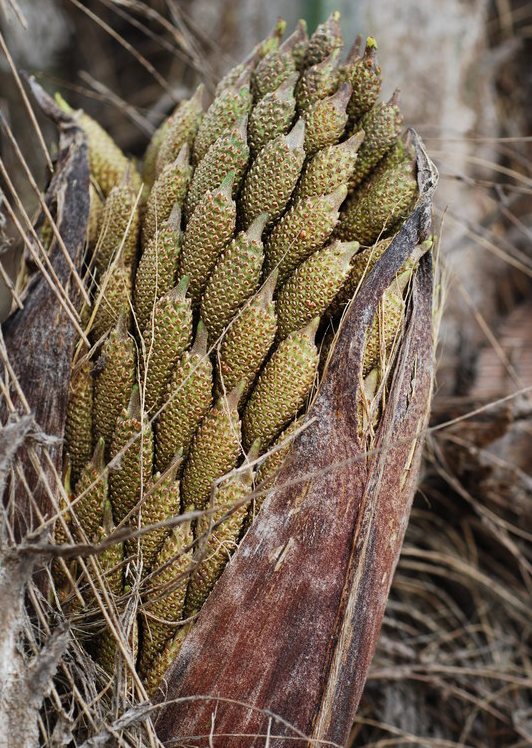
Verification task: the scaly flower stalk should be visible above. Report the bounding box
[302,81,351,156]
[294,131,364,200]
[95,177,139,273]
[183,459,255,618]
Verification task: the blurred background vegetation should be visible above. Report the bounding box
[1,1,531,745]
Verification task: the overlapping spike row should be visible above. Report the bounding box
[54,11,429,696]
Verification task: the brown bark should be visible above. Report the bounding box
[1,81,90,537]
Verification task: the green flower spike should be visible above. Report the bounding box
[335,159,417,245]
[95,176,140,273]
[134,205,183,335]
[93,314,136,453]
[155,322,213,473]
[142,145,192,246]
[215,271,278,405]
[348,90,403,189]
[180,382,244,512]
[192,73,252,165]
[263,184,347,284]
[64,353,93,489]
[248,72,298,156]
[303,11,343,68]
[240,119,306,229]
[155,85,205,176]
[137,452,183,575]
[302,81,351,156]
[178,172,237,307]
[109,386,154,526]
[142,277,193,414]
[185,116,249,220]
[183,447,257,618]
[344,38,382,126]
[242,317,320,451]
[72,438,108,541]
[201,213,267,346]
[295,130,364,200]
[139,520,193,676]
[276,239,359,340]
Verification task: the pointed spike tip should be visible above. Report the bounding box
[259,269,279,304]
[298,316,320,343]
[218,170,236,198]
[247,212,269,241]
[192,320,209,356]
[127,383,141,420]
[175,275,190,298]
[285,118,305,150]
[175,142,191,166]
[168,203,182,228]
[365,36,378,50]
[93,438,106,470]
[222,380,247,411]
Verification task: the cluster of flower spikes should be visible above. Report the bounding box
[57,11,421,698]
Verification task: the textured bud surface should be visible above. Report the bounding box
[155,325,213,473]
[240,121,305,229]
[181,387,242,511]
[264,185,347,283]
[178,175,237,305]
[276,240,358,340]
[242,320,319,451]
[64,356,93,488]
[193,82,252,165]
[200,215,266,345]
